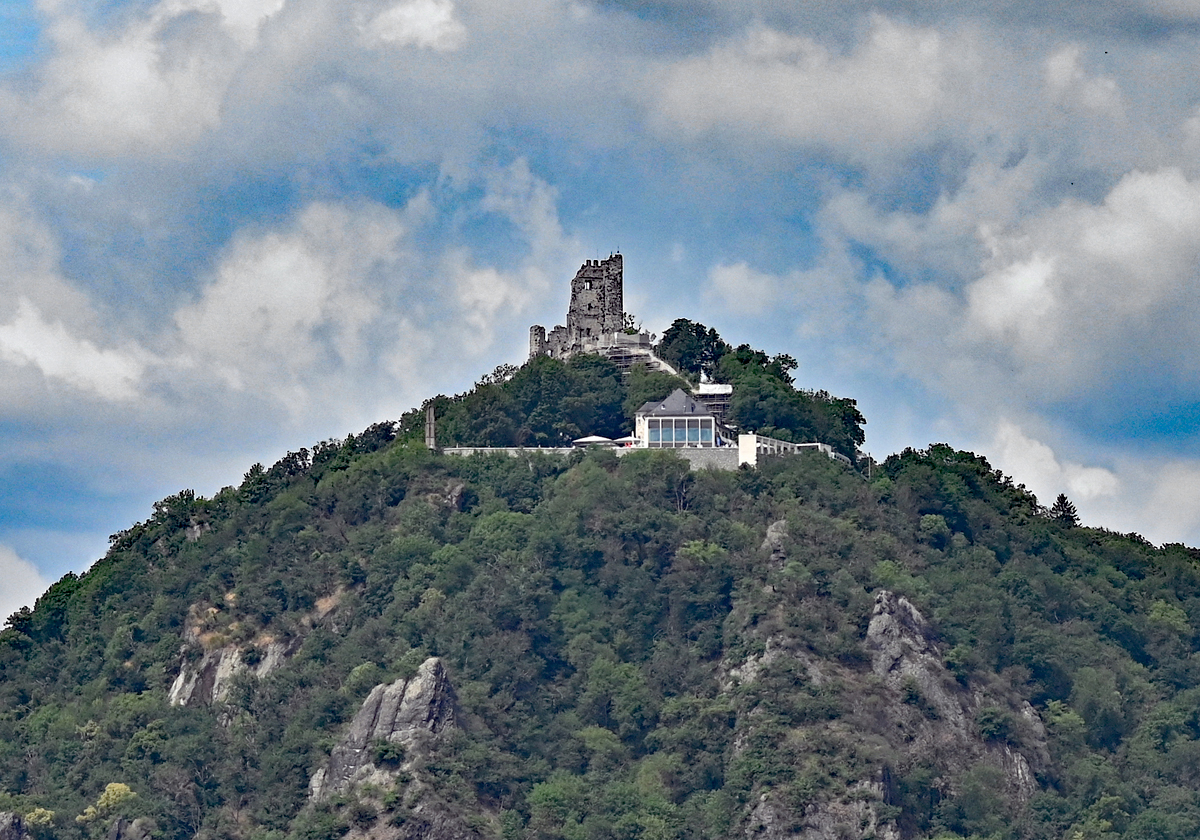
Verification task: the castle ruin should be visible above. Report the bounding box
[530,254,626,360]
[529,254,682,380]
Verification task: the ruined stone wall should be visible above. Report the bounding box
[529,254,625,361]
[566,254,623,345]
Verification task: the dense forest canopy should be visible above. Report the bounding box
[2,411,1200,840]
[3,328,1200,840]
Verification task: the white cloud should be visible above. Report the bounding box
[0,298,149,401]
[361,0,467,51]
[0,545,51,623]
[173,200,409,408]
[167,160,576,417]
[1135,461,1200,544]
[0,1,244,155]
[1044,45,1122,113]
[706,262,781,316]
[449,159,578,350]
[818,166,1200,412]
[990,419,1119,505]
[647,16,985,162]
[203,0,287,44]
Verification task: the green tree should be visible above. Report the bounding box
[1051,493,1081,527]
[657,319,730,380]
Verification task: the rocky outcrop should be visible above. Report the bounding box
[761,520,789,566]
[0,813,31,840]
[865,589,1046,804]
[725,583,1049,840]
[310,657,458,801]
[747,784,900,840]
[866,590,968,727]
[168,641,290,706]
[106,817,157,840]
[169,592,345,707]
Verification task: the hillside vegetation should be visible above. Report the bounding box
[2,358,1200,840]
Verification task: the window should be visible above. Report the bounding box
[645,415,717,447]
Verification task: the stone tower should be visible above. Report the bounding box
[566,254,623,345]
[529,253,629,360]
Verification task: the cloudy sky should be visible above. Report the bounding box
[3,0,1200,617]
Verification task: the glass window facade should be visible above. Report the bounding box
[645,417,717,448]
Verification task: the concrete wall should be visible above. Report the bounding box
[443,445,739,472]
[443,447,577,457]
[445,437,849,472]
[673,448,740,471]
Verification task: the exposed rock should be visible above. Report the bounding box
[169,591,347,707]
[865,589,967,727]
[864,589,1045,803]
[184,522,210,542]
[0,813,31,840]
[761,520,789,565]
[427,482,465,511]
[310,657,458,802]
[730,590,1050,838]
[721,634,827,692]
[107,817,157,840]
[168,641,290,707]
[747,783,901,840]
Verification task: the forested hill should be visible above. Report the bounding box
[4,362,1200,840]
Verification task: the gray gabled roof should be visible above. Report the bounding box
[636,388,714,418]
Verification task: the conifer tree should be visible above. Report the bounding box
[1050,493,1080,527]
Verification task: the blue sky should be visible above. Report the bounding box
[3,0,1200,617]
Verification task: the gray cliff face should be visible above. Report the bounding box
[761,520,789,566]
[725,581,1049,840]
[0,813,31,840]
[169,592,343,707]
[168,641,290,707]
[747,785,900,840]
[106,817,157,840]
[865,589,1047,805]
[866,590,967,728]
[309,657,458,802]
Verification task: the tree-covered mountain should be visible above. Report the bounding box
[3,357,1200,840]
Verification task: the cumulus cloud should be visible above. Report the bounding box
[0,545,50,622]
[0,299,149,400]
[0,202,161,406]
[647,16,989,162]
[965,168,1200,400]
[809,165,1200,416]
[168,159,574,414]
[706,262,781,316]
[0,0,252,155]
[990,419,1119,504]
[8,0,1200,574]
[360,0,467,50]
[172,199,416,411]
[1044,45,1122,113]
